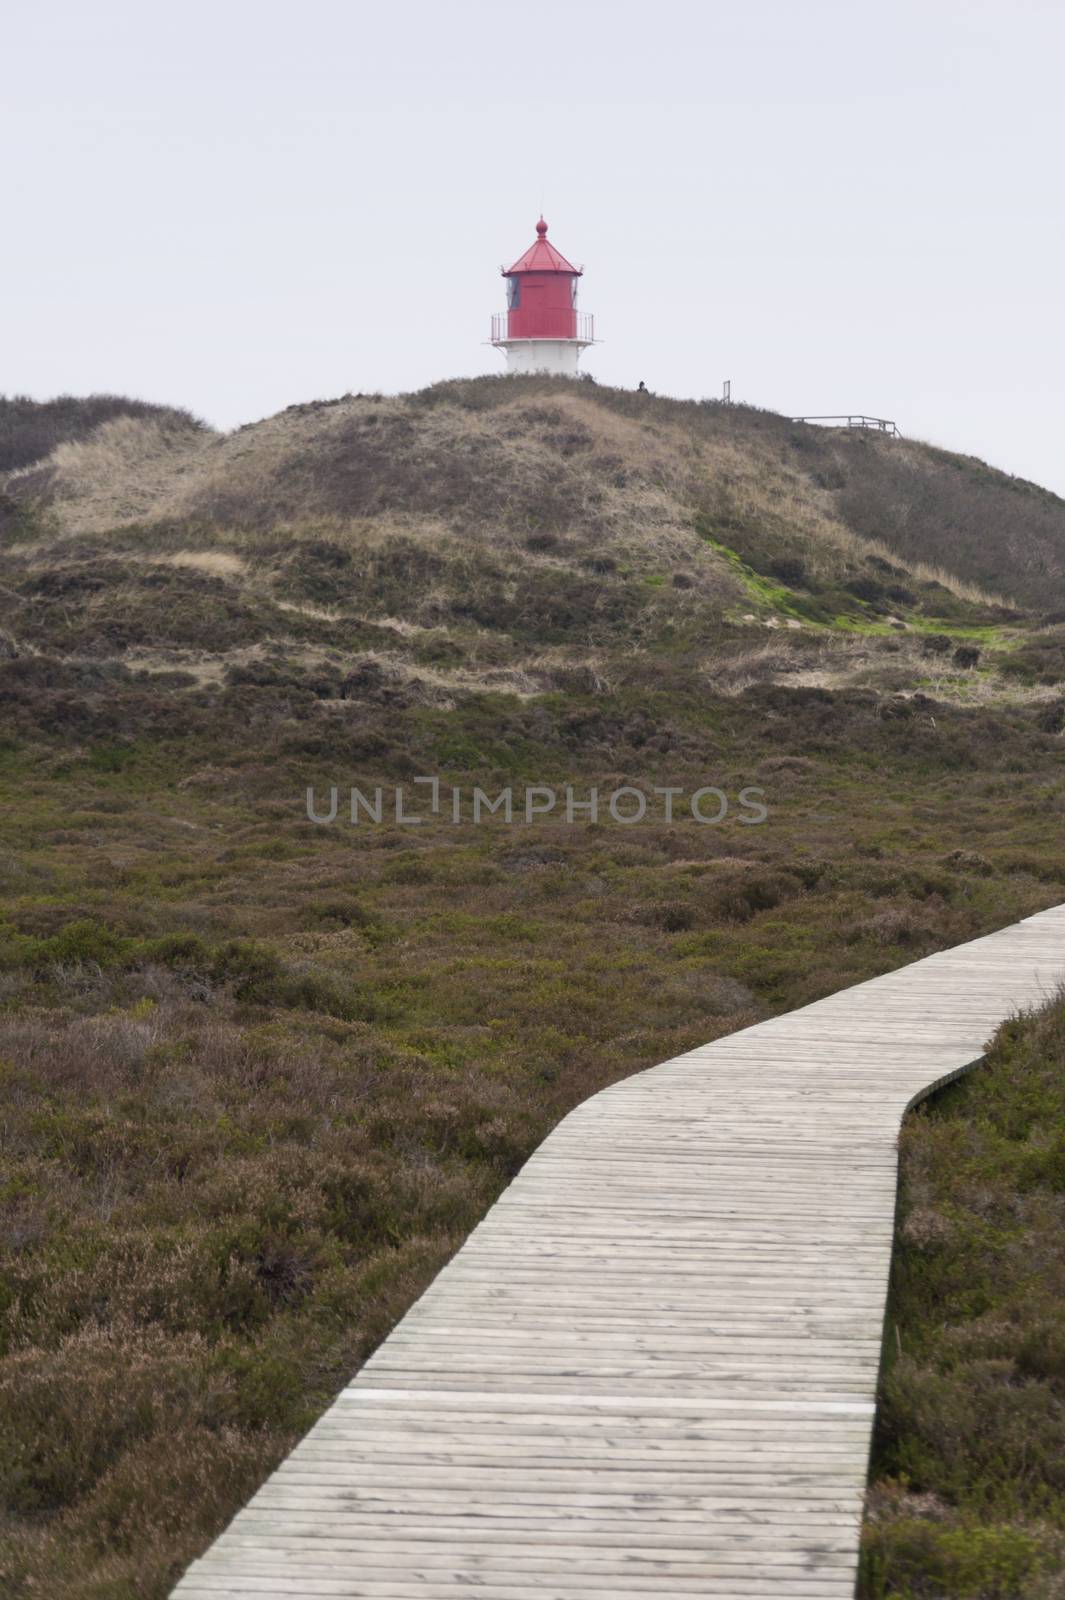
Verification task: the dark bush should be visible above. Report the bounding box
[707,870,802,923]
[1035,701,1065,734]
[637,901,697,932]
[767,556,808,587]
[943,849,993,876]
[846,575,886,604]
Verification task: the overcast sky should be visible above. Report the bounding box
[6,0,1064,492]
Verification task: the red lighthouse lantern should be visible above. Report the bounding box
[490,217,595,376]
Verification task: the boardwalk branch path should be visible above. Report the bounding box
[173,904,1065,1599]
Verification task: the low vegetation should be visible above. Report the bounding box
[0,394,207,476]
[1,379,1064,1596]
[861,999,1065,1599]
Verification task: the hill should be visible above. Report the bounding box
[1,377,1064,1599]
[6,376,1065,618]
[8,375,1065,722]
[0,394,207,477]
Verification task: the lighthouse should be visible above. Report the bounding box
[490,217,595,376]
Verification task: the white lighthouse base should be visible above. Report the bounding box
[497,339,590,377]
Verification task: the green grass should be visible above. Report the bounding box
[695,520,1019,643]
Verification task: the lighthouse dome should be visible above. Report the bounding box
[503,218,582,277]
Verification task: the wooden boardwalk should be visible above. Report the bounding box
[173,904,1065,1599]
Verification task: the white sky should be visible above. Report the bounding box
[5,0,1064,492]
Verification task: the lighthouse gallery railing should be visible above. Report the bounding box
[490,311,595,344]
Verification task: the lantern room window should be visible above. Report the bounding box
[506,276,521,309]
[571,278,579,306]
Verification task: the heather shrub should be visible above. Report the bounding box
[860,1000,1065,1595]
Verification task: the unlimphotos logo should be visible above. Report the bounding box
[306,779,768,827]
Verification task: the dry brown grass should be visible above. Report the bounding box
[0,394,208,476]
[0,383,1015,614]
[165,550,246,578]
[8,414,213,534]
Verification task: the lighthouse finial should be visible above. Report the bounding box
[536,216,548,237]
